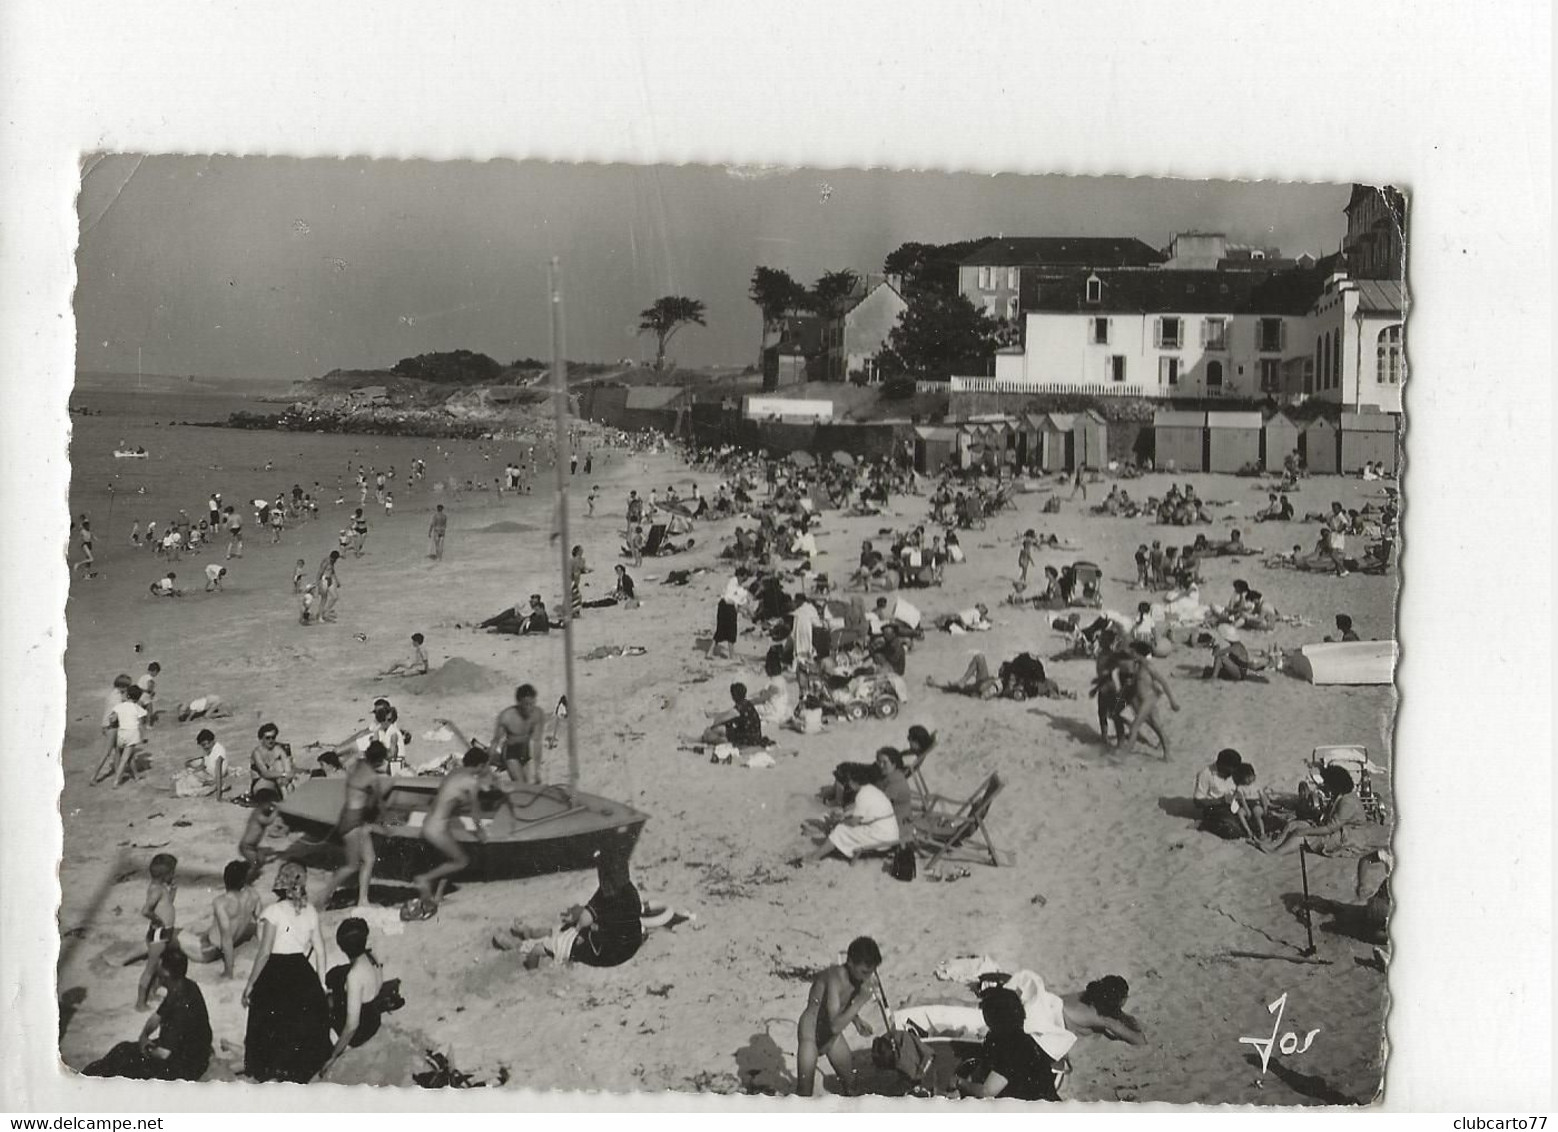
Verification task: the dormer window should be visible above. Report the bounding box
[1085,275,1102,304]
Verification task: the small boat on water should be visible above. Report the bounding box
[277,776,649,882]
[113,448,149,459]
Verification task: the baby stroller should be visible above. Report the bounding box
[814,669,908,722]
[1300,745,1390,824]
[1060,561,1103,608]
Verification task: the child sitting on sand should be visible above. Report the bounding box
[378,633,429,678]
[1229,763,1273,842]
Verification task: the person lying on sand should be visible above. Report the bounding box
[795,937,880,1097]
[149,572,183,597]
[493,850,647,970]
[174,695,227,722]
[937,603,992,633]
[1199,627,1269,682]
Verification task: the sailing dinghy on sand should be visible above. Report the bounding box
[281,259,649,884]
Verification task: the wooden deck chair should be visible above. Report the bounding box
[911,772,1011,870]
[906,732,939,809]
[642,523,669,556]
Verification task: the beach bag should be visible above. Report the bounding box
[890,844,917,882]
[872,1025,933,1079]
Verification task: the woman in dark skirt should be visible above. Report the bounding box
[242,862,331,1083]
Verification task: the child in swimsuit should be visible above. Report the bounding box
[136,854,178,1010]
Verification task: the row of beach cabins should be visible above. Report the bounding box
[915,406,1400,476]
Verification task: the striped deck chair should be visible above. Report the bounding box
[911,772,1011,870]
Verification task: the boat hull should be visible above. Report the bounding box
[277,777,648,882]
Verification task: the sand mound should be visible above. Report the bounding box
[401,656,510,697]
[477,520,537,533]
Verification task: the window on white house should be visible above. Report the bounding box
[1159,356,1180,385]
[1156,317,1182,349]
[1258,318,1285,352]
[1203,317,1228,351]
[1333,331,1343,390]
[1207,360,1224,388]
[1259,358,1282,392]
[1085,276,1102,304]
[978,266,992,290]
[1377,324,1403,383]
[1315,337,1323,389]
[1005,296,1018,320]
[983,297,997,318]
[1007,267,1019,289]
[1091,317,1110,345]
[1110,355,1127,382]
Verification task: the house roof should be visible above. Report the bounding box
[1045,412,1076,430]
[1154,411,1206,428]
[960,236,1166,269]
[915,426,959,441]
[1024,267,1329,316]
[1340,411,1397,432]
[624,386,688,410]
[1354,279,1406,315]
[1264,412,1299,429]
[1206,411,1264,430]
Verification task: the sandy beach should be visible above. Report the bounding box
[57,400,1395,1103]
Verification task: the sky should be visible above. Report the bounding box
[75,157,1353,381]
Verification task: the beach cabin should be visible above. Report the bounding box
[1262,412,1300,472]
[914,426,959,475]
[1014,413,1047,471]
[1205,411,1263,473]
[1153,411,1206,473]
[1071,410,1109,470]
[960,420,1013,474]
[1300,417,1340,474]
[1037,413,1075,472]
[1339,410,1399,474]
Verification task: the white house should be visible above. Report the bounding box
[821,276,908,383]
[972,265,1404,414]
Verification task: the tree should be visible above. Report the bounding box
[391,350,503,385]
[748,267,809,368]
[883,238,992,298]
[808,269,860,316]
[873,292,1002,380]
[637,296,707,371]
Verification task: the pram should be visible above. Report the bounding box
[808,668,908,722]
[1300,745,1390,824]
[1060,561,1103,608]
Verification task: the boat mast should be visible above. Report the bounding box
[548,258,581,790]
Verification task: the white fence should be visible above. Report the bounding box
[922,376,1139,397]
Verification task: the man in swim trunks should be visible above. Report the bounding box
[796,936,880,1097]
[1118,642,1180,759]
[124,860,262,978]
[428,504,448,560]
[492,684,545,785]
[410,747,504,911]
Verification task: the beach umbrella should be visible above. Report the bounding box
[788,450,816,468]
[831,450,856,467]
